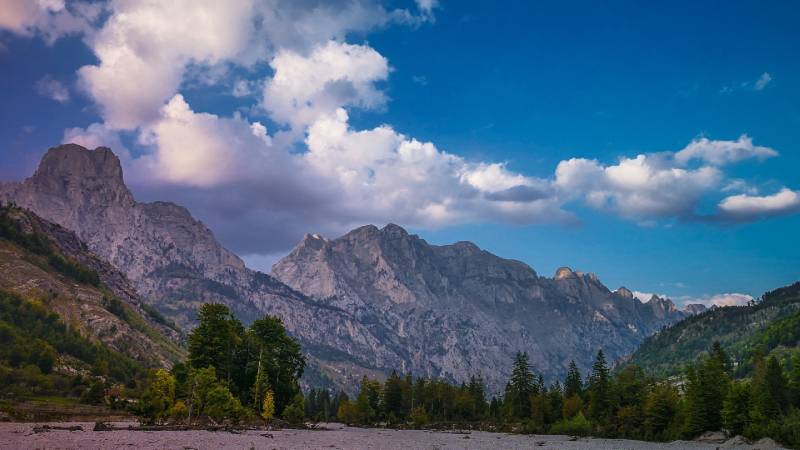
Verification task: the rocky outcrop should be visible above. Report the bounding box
[684,303,708,315]
[272,223,689,392]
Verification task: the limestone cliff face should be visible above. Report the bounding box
[272,224,689,391]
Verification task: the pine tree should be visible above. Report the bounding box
[564,360,583,399]
[504,351,536,420]
[722,381,751,436]
[789,354,800,409]
[682,344,731,436]
[188,303,242,385]
[383,371,405,421]
[587,349,611,425]
[467,375,487,419]
[644,383,679,441]
[751,355,788,425]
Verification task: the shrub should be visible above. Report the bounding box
[282,393,305,424]
[410,405,428,428]
[551,412,592,436]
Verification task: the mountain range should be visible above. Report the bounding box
[1,144,703,392]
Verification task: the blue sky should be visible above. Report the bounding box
[1,0,798,304]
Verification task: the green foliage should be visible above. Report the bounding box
[626,282,800,378]
[749,355,788,430]
[137,369,176,425]
[46,254,100,286]
[564,360,583,399]
[683,343,731,437]
[643,383,681,441]
[409,405,428,427]
[505,351,536,420]
[0,205,100,286]
[128,303,306,425]
[337,398,357,425]
[0,289,145,400]
[102,296,130,322]
[722,381,751,436]
[282,393,305,424]
[587,349,611,426]
[551,412,592,436]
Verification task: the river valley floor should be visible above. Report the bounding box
[0,422,786,450]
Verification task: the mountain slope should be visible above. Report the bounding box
[624,282,800,377]
[272,224,689,391]
[0,204,184,370]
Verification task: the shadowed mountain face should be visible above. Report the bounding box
[271,224,689,391]
[2,144,690,393]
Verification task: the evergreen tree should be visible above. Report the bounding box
[383,371,405,421]
[187,304,241,385]
[467,375,487,419]
[504,351,536,420]
[751,355,788,426]
[682,344,731,436]
[246,316,305,414]
[789,354,800,409]
[564,360,583,399]
[722,381,751,436]
[587,349,611,425]
[643,383,679,441]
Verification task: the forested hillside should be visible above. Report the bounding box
[625,282,800,377]
[0,204,184,411]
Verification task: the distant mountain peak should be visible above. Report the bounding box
[35,144,123,182]
[27,143,134,206]
[554,266,576,280]
[616,286,634,299]
[381,223,409,236]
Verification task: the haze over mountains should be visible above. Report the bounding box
[1,144,703,392]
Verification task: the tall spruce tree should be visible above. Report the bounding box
[505,351,536,420]
[587,349,611,425]
[383,371,405,421]
[565,360,583,399]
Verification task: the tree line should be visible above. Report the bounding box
[134,302,800,447]
[330,345,800,447]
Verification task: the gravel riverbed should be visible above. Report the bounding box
[0,422,786,450]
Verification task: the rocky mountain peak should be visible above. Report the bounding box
[30,144,134,206]
[554,266,576,280]
[616,286,634,299]
[683,303,708,315]
[381,223,409,238]
[36,144,122,179]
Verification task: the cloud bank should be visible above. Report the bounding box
[2,0,798,260]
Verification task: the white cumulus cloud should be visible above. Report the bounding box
[263,40,390,131]
[719,188,800,220]
[674,135,778,166]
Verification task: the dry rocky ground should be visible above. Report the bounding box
[0,422,786,450]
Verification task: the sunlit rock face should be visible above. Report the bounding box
[2,144,688,393]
